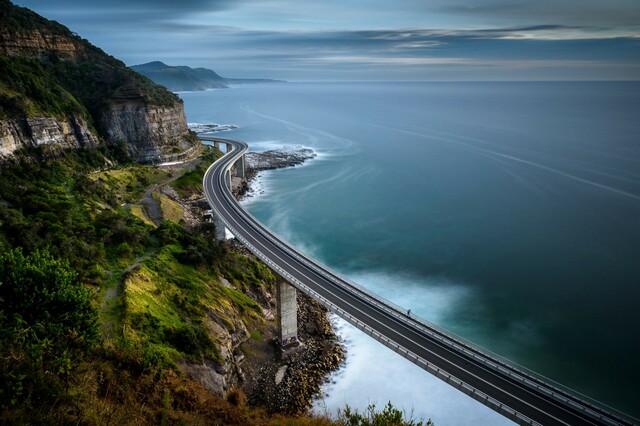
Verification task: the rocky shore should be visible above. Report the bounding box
[244,294,345,415]
[235,146,316,199]
[188,123,238,133]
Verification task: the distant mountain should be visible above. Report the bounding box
[131,61,284,92]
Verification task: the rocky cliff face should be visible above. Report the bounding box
[0,30,87,60]
[101,101,193,163]
[0,0,197,164]
[0,115,99,158]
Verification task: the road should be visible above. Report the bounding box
[202,136,636,426]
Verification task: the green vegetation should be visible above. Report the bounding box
[0,0,73,35]
[0,149,275,424]
[0,56,87,119]
[90,166,171,203]
[172,147,221,197]
[338,403,433,426]
[0,248,99,409]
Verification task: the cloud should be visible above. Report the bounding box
[11,0,640,80]
[13,0,244,25]
[16,0,239,12]
[431,0,640,28]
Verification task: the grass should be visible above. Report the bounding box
[172,168,203,198]
[153,193,184,223]
[171,147,222,198]
[130,205,155,227]
[124,264,184,331]
[91,166,171,202]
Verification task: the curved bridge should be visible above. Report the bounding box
[202,136,636,426]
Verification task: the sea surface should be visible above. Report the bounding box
[179,81,640,424]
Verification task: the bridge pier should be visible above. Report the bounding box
[234,155,245,178]
[226,143,233,153]
[213,214,227,240]
[213,141,220,150]
[277,280,299,348]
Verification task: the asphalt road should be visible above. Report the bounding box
[202,136,635,426]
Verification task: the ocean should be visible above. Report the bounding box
[179,81,640,424]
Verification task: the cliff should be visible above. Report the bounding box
[0,0,196,163]
[131,61,284,92]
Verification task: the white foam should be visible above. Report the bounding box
[240,170,273,208]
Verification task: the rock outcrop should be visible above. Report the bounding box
[0,30,88,60]
[0,115,99,158]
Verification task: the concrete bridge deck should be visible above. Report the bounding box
[201,136,637,426]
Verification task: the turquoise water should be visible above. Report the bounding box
[180,81,640,420]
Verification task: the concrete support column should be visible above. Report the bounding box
[234,155,245,178]
[225,170,232,191]
[213,141,220,150]
[277,281,298,347]
[213,213,226,241]
[226,143,233,153]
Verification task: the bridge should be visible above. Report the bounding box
[201,136,637,426]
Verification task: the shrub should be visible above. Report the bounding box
[337,402,433,426]
[226,387,247,408]
[0,248,99,407]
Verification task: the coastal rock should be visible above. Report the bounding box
[0,115,99,158]
[245,146,316,171]
[237,146,317,199]
[188,123,237,133]
[244,294,345,416]
[181,360,227,397]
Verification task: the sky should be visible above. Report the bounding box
[13,0,640,80]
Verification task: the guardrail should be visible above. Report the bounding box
[202,136,638,426]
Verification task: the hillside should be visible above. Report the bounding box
[0,141,429,425]
[0,0,197,163]
[132,61,284,92]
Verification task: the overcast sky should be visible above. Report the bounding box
[13,0,640,80]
